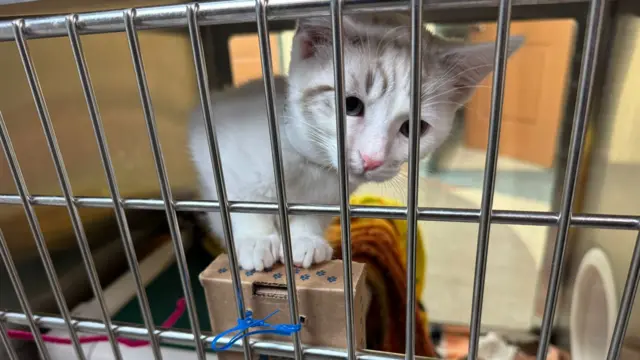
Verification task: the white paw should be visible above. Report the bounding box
[235,234,281,271]
[280,234,333,268]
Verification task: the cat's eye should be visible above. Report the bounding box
[345,96,365,117]
[399,120,430,137]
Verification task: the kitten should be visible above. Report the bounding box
[189,13,523,271]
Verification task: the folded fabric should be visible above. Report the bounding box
[325,194,436,358]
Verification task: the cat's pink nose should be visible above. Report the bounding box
[361,153,383,171]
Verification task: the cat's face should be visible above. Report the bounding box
[285,14,523,184]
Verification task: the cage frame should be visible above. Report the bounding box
[0,0,639,360]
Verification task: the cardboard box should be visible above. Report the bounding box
[200,255,369,360]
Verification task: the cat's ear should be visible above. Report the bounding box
[437,35,524,103]
[293,18,333,60]
[293,17,360,60]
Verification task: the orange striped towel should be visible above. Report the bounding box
[325,195,437,358]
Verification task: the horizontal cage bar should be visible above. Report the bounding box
[0,311,439,360]
[0,194,637,229]
[0,0,610,41]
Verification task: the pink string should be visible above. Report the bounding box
[7,297,187,348]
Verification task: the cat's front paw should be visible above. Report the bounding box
[236,234,281,271]
[280,234,333,268]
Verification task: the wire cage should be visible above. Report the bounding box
[0,0,638,360]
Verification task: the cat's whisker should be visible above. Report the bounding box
[283,115,331,140]
[373,24,409,58]
[424,59,489,97]
[377,31,409,59]
[304,126,333,145]
[382,176,407,198]
[427,62,497,97]
[422,100,476,110]
[421,83,492,104]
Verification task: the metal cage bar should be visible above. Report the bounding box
[185,4,253,360]
[536,0,606,358]
[122,8,206,359]
[64,14,163,360]
[329,1,357,360]
[606,231,640,360]
[466,0,512,357]
[0,229,51,360]
[405,0,424,358]
[0,0,603,42]
[0,318,18,360]
[1,195,637,229]
[0,109,87,359]
[0,309,441,360]
[254,1,303,359]
[0,1,638,360]
[12,18,124,360]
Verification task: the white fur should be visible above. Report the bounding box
[189,14,523,271]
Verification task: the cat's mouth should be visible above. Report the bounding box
[351,165,401,184]
[346,171,367,184]
[348,169,389,184]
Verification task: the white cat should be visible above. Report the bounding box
[189,13,523,271]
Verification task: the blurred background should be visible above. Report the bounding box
[0,0,639,359]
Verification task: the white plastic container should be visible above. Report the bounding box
[570,247,618,360]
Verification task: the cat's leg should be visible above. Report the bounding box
[228,213,281,271]
[278,214,333,268]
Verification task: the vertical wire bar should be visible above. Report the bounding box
[466,0,513,357]
[606,231,640,360]
[12,17,123,360]
[0,106,86,360]
[254,1,302,360]
[405,0,423,358]
[0,318,18,360]
[0,228,50,360]
[123,9,206,359]
[536,0,606,358]
[329,0,355,359]
[185,5,252,360]
[64,15,163,360]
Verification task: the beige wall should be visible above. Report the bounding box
[280,30,295,75]
[601,15,640,165]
